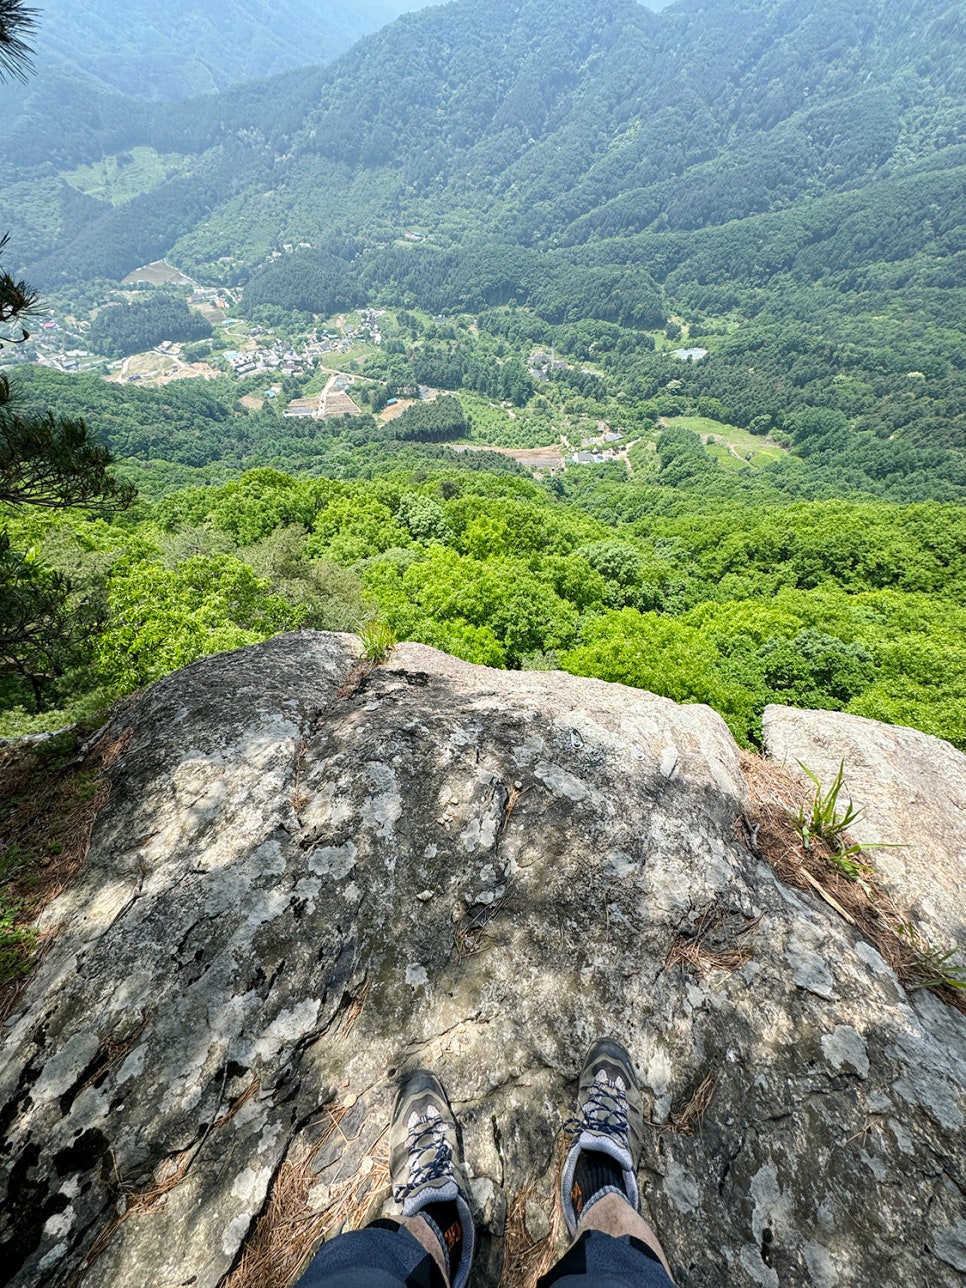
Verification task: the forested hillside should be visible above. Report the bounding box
[6,0,963,280]
[5,0,438,100]
[13,0,675,101]
[1,0,964,763]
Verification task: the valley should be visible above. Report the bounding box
[9,260,791,479]
[1,0,965,758]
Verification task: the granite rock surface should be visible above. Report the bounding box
[2,634,965,1286]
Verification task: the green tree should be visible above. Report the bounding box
[307,492,411,563]
[758,629,876,709]
[0,377,136,511]
[0,537,71,707]
[499,358,534,407]
[97,555,300,689]
[0,234,35,349]
[0,8,134,712]
[397,493,451,544]
[242,525,368,632]
[561,608,759,742]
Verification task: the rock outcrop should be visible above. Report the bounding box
[2,633,965,1286]
[762,705,966,954]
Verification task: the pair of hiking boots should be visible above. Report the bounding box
[389,1038,645,1288]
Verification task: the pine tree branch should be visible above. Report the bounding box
[0,0,36,82]
[0,411,137,510]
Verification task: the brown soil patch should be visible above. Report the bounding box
[452,444,566,469]
[121,260,194,288]
[285,397,321,418]
[323,390,361,419]
[105,361,223,389]
[377,399,417,422]
[740,753,966,1015]
[166,362,222,384]
[0,726,129,1017]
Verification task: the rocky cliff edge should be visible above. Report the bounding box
[2,632,965,1286]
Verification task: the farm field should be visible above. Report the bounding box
[662,416,787,469]
[63,147,190,206]
[122,259,196,288]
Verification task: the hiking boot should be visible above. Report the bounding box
[560,1037,645,1234]
[389,1070,475,1288]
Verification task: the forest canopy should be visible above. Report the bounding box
[3,467,964,757]
[86,292,212,358]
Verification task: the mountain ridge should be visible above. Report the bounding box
[16,0,440,100]
[4,0,962,284]
[9,0,678,103]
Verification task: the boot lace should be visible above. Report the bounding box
[564,1072,630,1146]
[393,1109,454,1202]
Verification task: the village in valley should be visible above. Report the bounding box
[3,256,781,478]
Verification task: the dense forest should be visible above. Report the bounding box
[4,462,964,757]
[86,293,212,358]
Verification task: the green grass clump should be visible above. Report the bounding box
[358,620,397,663]
[0,898,39,990]
[793,761,861,847]
[895,923,966,992]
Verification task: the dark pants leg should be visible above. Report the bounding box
[293,1221,672,1288]
[538,1229,676,1288]
[293,1219,446,1288]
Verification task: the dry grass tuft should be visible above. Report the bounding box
[665,907,762,978]
[81,1144,196,1272]
[339,980,371,1036]
[501,1135,568,1288]
[740,752,966,1016]
[667,1072,719,1136]
[451,882,511,963]
[290,735,310,814]
[214,1078,261,1130]
[225,1103,390,1288]
[336,652,389,699]
[499,784,530,837]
